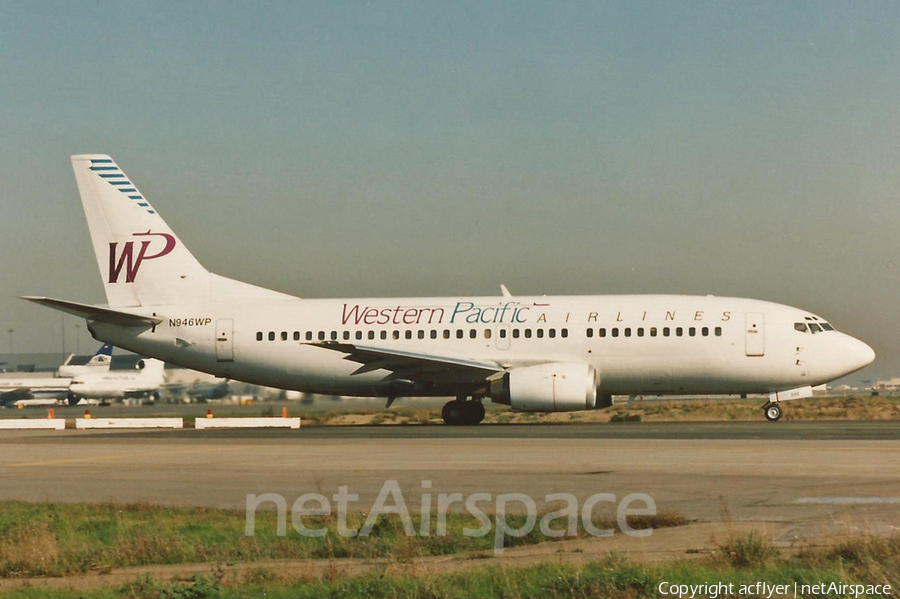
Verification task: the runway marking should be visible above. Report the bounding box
[794,497,900,505]
[3,447,219,469]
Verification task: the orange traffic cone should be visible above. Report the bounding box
[47,408,55,419]
[84,409,91,419]
[206,409,214,419]
[282,407,289,418]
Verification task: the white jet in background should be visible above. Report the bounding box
[23,155,875,423]
[0,343,114,407]
[66,358,166,405]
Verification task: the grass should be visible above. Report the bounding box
[0,501,687,578]
[2,534,898,598]
[297,395,900,426]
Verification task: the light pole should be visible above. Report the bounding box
[75,324,80,355]
[6,328,12,354]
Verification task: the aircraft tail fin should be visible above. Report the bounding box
[71,155,211,308]
[87,344,114,367]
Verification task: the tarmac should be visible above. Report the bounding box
[0,421,898,545]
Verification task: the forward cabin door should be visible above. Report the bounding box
[215,319,234,362]
[745,313,765,357]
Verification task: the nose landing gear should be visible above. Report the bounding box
[441,398,486,425]
[763,402,782,422]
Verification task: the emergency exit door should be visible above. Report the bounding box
[216,319,234,362]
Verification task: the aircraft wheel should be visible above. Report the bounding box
[465,401,486,425]
[764,403,782,422]
[442,400,466,425]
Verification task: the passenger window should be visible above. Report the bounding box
[292,331,299,341]
[469,329,477,339]
[715,327,722,336]
[586,328,594,338]
[343,331,350,340]
[561,328,568,338]
[381,331,387,340]
[537,329,544,338]
[269,332,276,341]
[676,327,683,337]
[281,331,288,341]
[418,330,425,339]
[431,330,437,339]
[702,327,709,337]
[306,331,313,341]
[689,327,696,337]
[650,327,657,337]
[443,330,450,339]
[330,331,338,340]
[612,328,619,337]
[624,328,631,337]
[317,331,325,341]
[368,331,375,340]
[356,331,363,340]
[663,327,670,337]
[599,328,606,338]
[513,329,520,338]
[393,330,400,340]
[457,329,464,339]
[405,330,412,340]
[637,328,644,337]
[525,329,532,338]
[499,329,507,338]
[548,329,556,338]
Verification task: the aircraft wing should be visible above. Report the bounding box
[309,342,503,385]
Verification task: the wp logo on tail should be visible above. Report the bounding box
[108,231,176,283]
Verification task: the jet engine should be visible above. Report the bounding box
[490,362,600,412]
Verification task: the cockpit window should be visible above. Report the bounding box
[796,317,835,333]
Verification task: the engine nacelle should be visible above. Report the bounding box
[490,362,599,412]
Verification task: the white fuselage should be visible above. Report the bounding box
[87,293,874,399]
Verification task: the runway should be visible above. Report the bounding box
[1,421,898,543]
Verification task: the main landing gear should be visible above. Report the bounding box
[762,402,782,422]
[441,398,486,426]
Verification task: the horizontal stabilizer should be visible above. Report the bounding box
[20,296,162,327]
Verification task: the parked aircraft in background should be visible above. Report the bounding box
[0,344,116,408]
[67,358,165,405]
[23,155,875,423]
[57,343,113,377]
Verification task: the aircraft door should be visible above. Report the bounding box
[745,313,765,357]
[216,319,234,362]
[496,325,511,350]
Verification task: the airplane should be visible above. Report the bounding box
[66,358,166,405]
[56,343,114,377]
[21,155,875,424]
[0,343,115,408]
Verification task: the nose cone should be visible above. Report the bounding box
[844,335,876,375]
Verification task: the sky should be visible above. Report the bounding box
[1,2,898,383]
